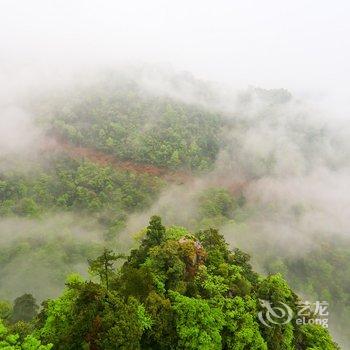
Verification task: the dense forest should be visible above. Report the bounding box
[0,217,339,349]
[0,70,349,348]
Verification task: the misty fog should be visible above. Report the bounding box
[0,1,349,348]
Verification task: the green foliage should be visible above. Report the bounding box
[128,215,166,267]
[164,226,190,241]
[38,277,150,349]
[12,294,38,324]
[299,324,340,350]
[219,296,267,350]
[36,274,83,347]
[195,188,245,229]
[0,156,163,217]
[43,82,221,171]
[0,216,337,350]
[0,74,346,348]
[258,274,295,304]
[143,215,166,248]
[0,320,52,350]
[0,301,12,321]
[142,291,177,349]
[3,217,338,349]
[257,275,298,350]
[88,249,124,290]
[195,228,229,267]
[171,292,224,350]
[14,198,41,217]
[198,188,237,220]
[264,237,350,345]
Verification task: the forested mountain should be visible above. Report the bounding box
[0,69,349,348]
[0,217,339,349]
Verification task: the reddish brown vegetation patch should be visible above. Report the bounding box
[41,137,191,183]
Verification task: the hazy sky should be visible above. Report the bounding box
[1,0,349,117]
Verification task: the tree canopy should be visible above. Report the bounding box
[0,217,338,349]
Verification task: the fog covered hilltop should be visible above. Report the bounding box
[0,1,349,349]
